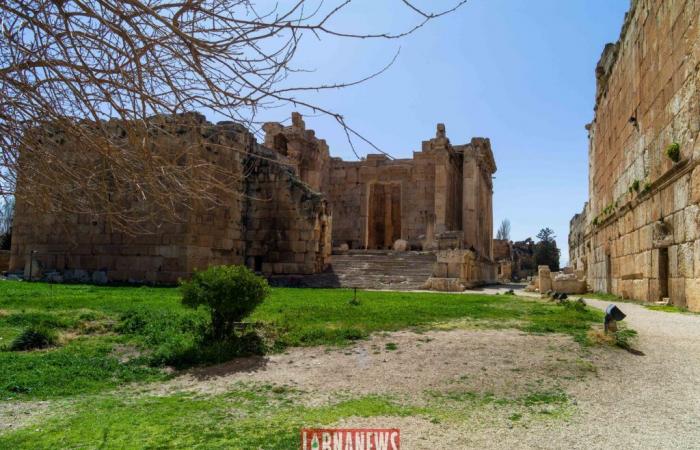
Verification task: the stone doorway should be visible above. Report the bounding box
[605,253,612,294]
[367,183,401,249]
[658,247,669,301]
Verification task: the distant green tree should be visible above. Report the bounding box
[534,227,560,271]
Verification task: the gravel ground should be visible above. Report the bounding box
[146,328,587,400]
[341,298,700,449]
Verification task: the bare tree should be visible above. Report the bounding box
[496,219,510,241]
[0,0,465,232]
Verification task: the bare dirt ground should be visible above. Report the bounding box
[149,328,588,400]
[147,296,700,449]
[343,298,700,449]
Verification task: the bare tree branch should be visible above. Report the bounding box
[1,0,466,231]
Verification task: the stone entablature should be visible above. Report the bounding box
[570,0,700,310]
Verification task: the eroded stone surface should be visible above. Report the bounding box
[570,0,700,310]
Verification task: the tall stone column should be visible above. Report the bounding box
[462,153,478,250]
[432,150,452,234]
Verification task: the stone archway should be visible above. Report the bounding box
[367,183,401,249]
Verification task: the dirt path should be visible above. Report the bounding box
[154,296,700,449]
[148,328,588,401]
[342,298,700,449]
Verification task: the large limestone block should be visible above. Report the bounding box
[670,277,687,307]
[692,166,700,203]
[678,242,695,278]
[538,265,552,292]
[686,278,700,312]
[685,204,700,241]
[424,277,465,292]
[392,239,408,252]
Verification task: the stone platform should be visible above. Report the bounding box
[269,250,436,290]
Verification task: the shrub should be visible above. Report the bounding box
[630,179,640,192]
[665,142,681,162]
[613,328,638,350]
[180,265,270,341]
[10,325,58,351]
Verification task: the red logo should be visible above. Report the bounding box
[301,428,400,450]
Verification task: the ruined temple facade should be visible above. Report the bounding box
[10,112,497,286]
[263,113,496,257]
[10,114,331,284]
[570,0,700,310]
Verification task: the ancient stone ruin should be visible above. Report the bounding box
[493,238,537,282]
[570,0,700,310]
[9,113,331,284]
[9,112,498,289]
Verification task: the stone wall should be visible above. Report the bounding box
[10,114,330,283]
[568,203,589,272]
[571,0,700,310]
[0,250,9,272]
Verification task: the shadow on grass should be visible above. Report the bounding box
[188,354,269,380]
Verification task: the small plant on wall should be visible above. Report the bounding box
[665,142,681,163]
[630,179,640,193]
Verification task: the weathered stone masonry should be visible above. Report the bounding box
[10,114,331,283]
[11,111,496,287]
[570,0,700,310]
[263,113,498,286]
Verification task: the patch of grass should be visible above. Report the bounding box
[0,339,165,399]
[645,304,695,314]
[424,388,573,424]
[520,390,568,407]
[252,288,603,348]
[10,325,58,351]
[581,292,622,302]
[385,342,398,351]
[0,389,418,449]
[613,328,638,350]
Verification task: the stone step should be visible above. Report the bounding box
[270,251,436,290]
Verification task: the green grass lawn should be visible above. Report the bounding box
[0,384,574,449]
[0,281,605,448]
[0,281,603,401]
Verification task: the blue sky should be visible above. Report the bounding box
[250,0,630,264]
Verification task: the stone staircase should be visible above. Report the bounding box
[271,250,436,290]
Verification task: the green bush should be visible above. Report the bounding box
[630,179,640,193]
[665,142,681,162]
[180,265,269,341]
[613,328,638,350]
[10,325,58,351]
